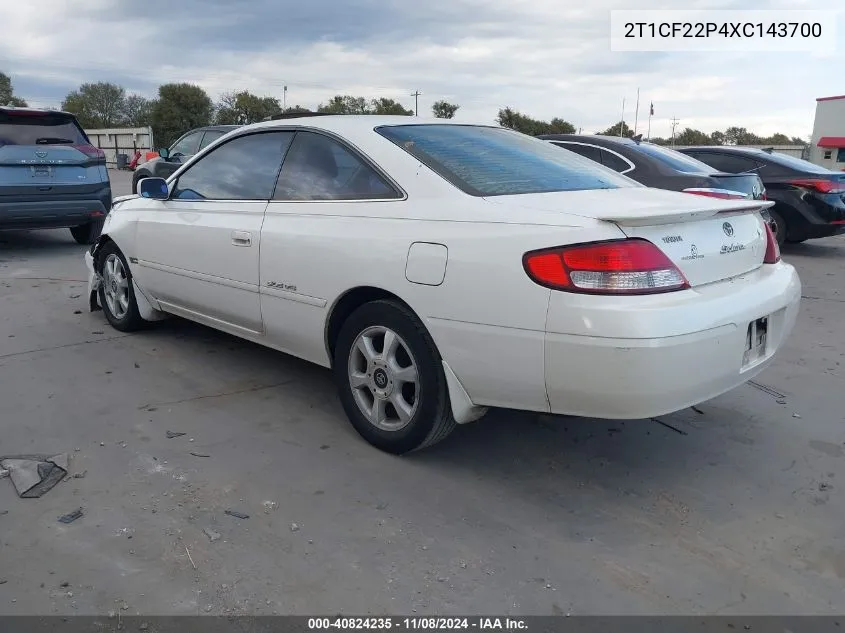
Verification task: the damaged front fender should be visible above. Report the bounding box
[86,237,105,312]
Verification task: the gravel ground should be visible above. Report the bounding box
[0,170,843,615]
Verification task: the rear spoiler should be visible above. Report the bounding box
[599,200,774,227]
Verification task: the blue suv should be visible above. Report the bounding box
[0,106,111,244]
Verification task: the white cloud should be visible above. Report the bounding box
[0,0,840,139]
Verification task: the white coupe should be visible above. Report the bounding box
[84,115,801,454]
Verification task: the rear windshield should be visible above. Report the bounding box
[757,150,834,174]
[630,142,713,174]
[0,111,88,147]
[375,124,635,196]
[710,174,764,197]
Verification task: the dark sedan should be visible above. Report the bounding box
[132,125,239,193]
[678,146,845,245]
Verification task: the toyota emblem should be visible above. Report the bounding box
[722,222,734,237]
[35,151,47,158]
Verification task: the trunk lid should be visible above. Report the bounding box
[706,172,766,199]
[485,187,773,287]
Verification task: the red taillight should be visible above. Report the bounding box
[72,144,106,160]
[763,221,780,264]
[682,188,749,200]
[523,239,690,295]
[789,178,845,194]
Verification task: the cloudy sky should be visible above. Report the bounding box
[1,0,841,139]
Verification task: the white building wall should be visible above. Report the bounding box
[83,126,155,167]
[809,97,845,170]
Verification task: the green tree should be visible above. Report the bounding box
[283,105,312,114]
[124,94,154,127]
[599,121,634,138]
[432,100,460,119]
[0,72,27,107]
[151,83,213,148]
[675,128,712,146]
[549,117,576,134]
[648,136,669,146]
[709,131,726,146]
[370,97,413,115]
[61,82,127,128]
[723,126,760,146]
[496,107,574,136]
[317,95,371,114]
[215,91,282,125]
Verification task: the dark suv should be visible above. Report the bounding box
[132,125,239,193]
[0,107,111,244]
[678,146,845,245]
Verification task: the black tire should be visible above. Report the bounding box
[70,219,104,245]
[769,209,787,248]
[97,242,146,332]
[132,170,151,194]
[333,299,456,454]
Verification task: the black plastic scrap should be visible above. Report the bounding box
[224,510,250,520]
[0,454,69,498]
[166,431,186,439]
[58,508,84,524]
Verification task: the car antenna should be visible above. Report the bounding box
[632,134,643,144]
[763,147,774,153]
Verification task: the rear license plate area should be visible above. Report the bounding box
[743,316,768,366]
[33,167,51,178]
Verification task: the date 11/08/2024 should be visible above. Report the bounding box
[308,618,528,631]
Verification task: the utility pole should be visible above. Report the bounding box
[633,87,640,136]
[283,85,287,110]
[620,97,626,137]
[411,90,421,116]
[671,117,680,146]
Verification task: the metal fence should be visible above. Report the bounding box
[83,127,155,168]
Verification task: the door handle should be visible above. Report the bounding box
[231,230,252,247]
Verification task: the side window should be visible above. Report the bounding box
[552,142,602,164]
[837,148,845,163]
[198,130,225,151]
[172,132,294,201]
[169,131,203,157]
[599,150,630,173]
[274,131,400,201]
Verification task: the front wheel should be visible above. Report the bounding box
[333,300,456,454]
[97,242,146,332]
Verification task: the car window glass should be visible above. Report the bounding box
[553,142,602,164]
[692,153,759,173]
[172,132,293,201]
[274,131,400,201]
[170,132,203,156]
[198,130,225,151]
[599,150,630,172]
[630,142,713,173]
[762,150,835,174]
[0,112,88,146]
[377,125,634,196]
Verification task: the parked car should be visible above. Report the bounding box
[85,116,799,454]
[132,125,239,193]
[538,134,778,235]
[677,146,845,245]
[0,106,110,244]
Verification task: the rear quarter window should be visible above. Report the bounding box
[376,124,635,196]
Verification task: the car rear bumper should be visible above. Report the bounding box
[544,262,801,419]
[0,197,110,230]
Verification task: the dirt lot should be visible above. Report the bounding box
[1,170,843,615]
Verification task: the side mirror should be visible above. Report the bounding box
[158,148,170,160]
[138,177,169,200]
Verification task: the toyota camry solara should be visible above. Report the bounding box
[84,115,801,454]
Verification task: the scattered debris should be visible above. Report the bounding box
[819,482,832,492]
[793,413,802,419]
[0,453,69,498]
[0,580,6,585]
[225,510,250,520]
[60,582,70,588]
[92,331,104,335]
[99,442,105,447]
[205,605,213,613]
[320,445,330,450]
[748,380,786,399]
[0,468,8,480]
[190,452,210,458]
[119,442,127,448]
[73,310,82,315]
[73,470,87,479]
[165,431,186,439]
[203,528,221,542]
[691,406,705,415]
[140,623,149,631]
[777,399,787,405]
[70,294,80,299]
[185,546,197,570]
[58,508,84,524]
[775,513,785,519]
[376,503,389,511]
[263,501,278,514]
[134,362,140,368]
[290,523,300,532]
[189,438,195,443]
[649,418,688,436]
